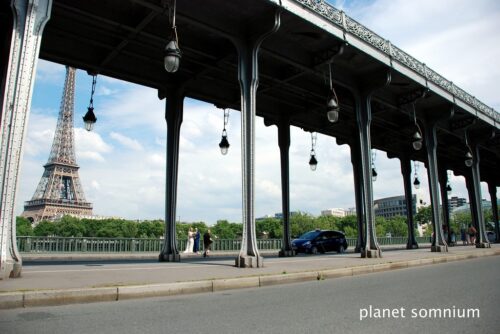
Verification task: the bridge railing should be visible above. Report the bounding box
[292,0,499,124]
[16,236,431,253]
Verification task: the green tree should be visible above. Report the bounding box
[415,205,432,226]
[138,220,165,238]
[338,215,358,235]
[451,210,472,228]
[384,216,408,237]
[16,216,33,236]
[33,221,57,236]
[120,220,138,238]
[56,216,86,237]
[211,220,242,239]
[375,216,386,237]
[290,212,317,237]
[256,218,282,238]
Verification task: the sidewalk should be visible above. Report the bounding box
[1,244,499,309]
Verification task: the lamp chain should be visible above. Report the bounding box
[310,132,317,155]
[222,109,229,136]
[88,75,97,109]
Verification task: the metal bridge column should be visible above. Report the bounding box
[349,137,364,253]
[487,182,499,243]
[277,116,294,257]
[354,70,391,258]
[0,0,52,279]
[421,112,449,252]
[400,156,418,249]
[438,168,452,245]
[467,142,490,248]
[465,170,480,239]
[159,87,185,262]
[233,10,281,268]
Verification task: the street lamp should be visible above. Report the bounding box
[83,74,97,131]
[413,176,420,189]
[446,171,452,192]
[218,109,230,155]
[309,132,318,171]
[371,149,377,181]
[309,154,318,171]
[83,107,97,131]
[465,151,473,167]
[413,161,420,189]
[411,103,423,150]
[164,0,181,73]
[326,63,340,123]
[412,130,423,150]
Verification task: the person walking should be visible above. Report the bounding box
[193,228,201,254]
[468,224,477,245]
[460,226,467,245]
[203,229,213,258]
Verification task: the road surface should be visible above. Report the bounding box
[1,256,498,334]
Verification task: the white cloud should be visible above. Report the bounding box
[74,128,113,162]
[23,111,57,157]
[110,132,143,151]
[97,86,118,96]
[33,60,65,84]
[91,180,101,190]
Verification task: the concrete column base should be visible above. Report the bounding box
[279,249,295,257]
[235,255,263,268]
[476,242,491,248]
[431,245,448,252]
[158,253,181,262]
[361,249,381,258]
[0,261,22,280]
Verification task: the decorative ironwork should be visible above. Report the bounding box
[22,67,93,222]
[293,0,499,123]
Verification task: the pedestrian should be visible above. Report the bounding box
[203,229,213,258]
[450,228,456,246]
[460,226,467,245]
[183,227,194,253]
[468,224,477,245]
[193,228,201,254]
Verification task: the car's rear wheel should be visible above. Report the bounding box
[310,246,318,255]
[338,245,345,254]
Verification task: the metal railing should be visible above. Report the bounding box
[17,236,431,253]
[292,0,499,124]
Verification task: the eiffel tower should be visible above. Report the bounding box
[22,66,93,222]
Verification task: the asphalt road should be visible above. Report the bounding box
[1,256,499,334]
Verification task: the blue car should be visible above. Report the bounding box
[292,230,348,254]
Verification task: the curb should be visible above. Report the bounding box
[2,248,499,309]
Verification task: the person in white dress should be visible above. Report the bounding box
[183,227,195,253]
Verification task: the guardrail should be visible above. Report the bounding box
[17,236,431,253]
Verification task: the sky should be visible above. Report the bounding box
[16,0,500,224]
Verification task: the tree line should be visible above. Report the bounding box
[16,206,496,240]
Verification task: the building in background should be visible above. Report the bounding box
[344,207,356,216]
[448,196,467,211]
[374,193,425,219]
[321,208,347,217]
